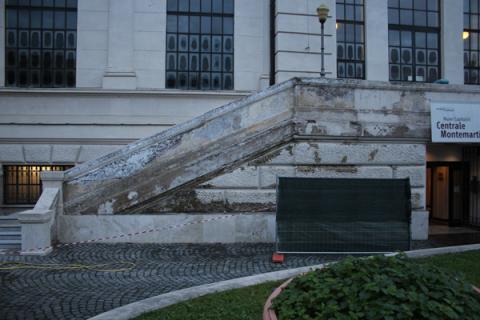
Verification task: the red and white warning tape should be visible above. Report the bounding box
[19,214,236,253]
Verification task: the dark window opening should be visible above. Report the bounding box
[166,0,234,90]
[336,0,365,79]
[464,0,480,84]
[5,0,77,88]
[3,165,72,204]
[388,0,440,83]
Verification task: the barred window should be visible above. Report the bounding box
[464,0,480,84]
[388,0,440,82]
[3,165,72,204]
[5,0,77,88]
[166,0,234,90]
[336,0,365,79]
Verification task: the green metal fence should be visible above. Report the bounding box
[276,178,411,253]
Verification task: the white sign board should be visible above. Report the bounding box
[431,102,480,143]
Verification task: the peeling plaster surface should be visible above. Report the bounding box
[61,79,480,215]
[98,200,116,215]
[71,137,181,184]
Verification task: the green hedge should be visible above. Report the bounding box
[273,255,480,320]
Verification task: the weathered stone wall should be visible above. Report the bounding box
[63,81,295,215]
[61,79,480,216]
[145,141,426,213]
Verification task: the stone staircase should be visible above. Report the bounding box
[60,78,432,216]
[20,78,440,248]
[63,80,296,215]
[0,215,21,250]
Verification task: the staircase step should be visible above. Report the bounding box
[0,217,20,226]
[0,225,21,232]
[0,213,19,219]
[0,232,21,240]
[0,219,20,227]
[0,239,21,249]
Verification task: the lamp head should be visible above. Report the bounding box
[317,4,329,24]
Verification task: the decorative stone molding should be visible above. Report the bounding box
[102,0,137,89]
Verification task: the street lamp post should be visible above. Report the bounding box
[317,4,329,78]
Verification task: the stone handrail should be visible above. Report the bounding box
[64,79,297,181]
[62,79,298,215]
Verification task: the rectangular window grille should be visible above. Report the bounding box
[336,0,365,79]
[5,0,77,88]
[464,0,480,84]
[166,0,234,90]
[3,165,72,204]
[388,0,440,83]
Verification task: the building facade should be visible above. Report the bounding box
[0,0,480,250]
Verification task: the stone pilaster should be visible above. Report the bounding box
[102,0,137,89]
[441,0,464,84]
[0,0,5,87]
[0,164,4,205]
[365,0,389,81]
[274,0,337,82]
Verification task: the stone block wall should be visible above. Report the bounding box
[146,141,426,213]
[61,79,480,216]
[54,78,480,244]
[274,0,337,82]
[75,0,269,90]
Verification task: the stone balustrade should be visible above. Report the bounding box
[19,171,64,255]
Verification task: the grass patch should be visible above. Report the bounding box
[136,251,480,320]
[417,250,480,287]
[136,280,282,320]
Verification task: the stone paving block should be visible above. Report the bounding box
[0,243,341,320]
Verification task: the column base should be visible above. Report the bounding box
[102,71,137,90]
[411,210,429,241]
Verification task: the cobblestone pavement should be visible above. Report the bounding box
[0,243,343,320]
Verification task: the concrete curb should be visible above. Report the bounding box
[88,263,329,320]
[404,243,480,258]
[88,244,480,320]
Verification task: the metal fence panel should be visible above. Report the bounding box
[276,178,411,253]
